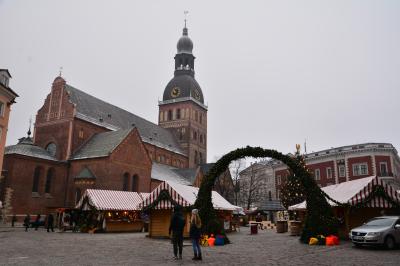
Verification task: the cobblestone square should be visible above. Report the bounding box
[0,227,399,266]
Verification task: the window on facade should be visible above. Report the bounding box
[338,165,346,178]
[79,129,84,139]
[157,155,160,162]
[194,131,197,140]
[132,175,138,192]
[161,155,165,163]
[75,188,81,205]
[276,175,281,185]
[353,163,368,176]
[123,173,129,191]
[268,191,272,200]
[200,134,203,144]
[159,111,163,122]
[314,169,321,180]
[179,129,183,140]
[379,162,388,176]
[176,109,181,120]
[46,142,57,157]
[199,114,202,124]
[0,101,5,117]
[326,167,332,179]
[195,111,198,122]
[32,167,41,193]
[194,151,198,164]
[168,110,172,121]
[199,152,203,164]
[45,168,54,194]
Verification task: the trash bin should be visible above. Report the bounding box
[250,224,258,234]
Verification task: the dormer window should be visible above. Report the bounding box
[46,142,57,157]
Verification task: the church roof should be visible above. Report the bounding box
[71,128,133,160]
[162,74,204,105]
[151,163,191,185]
[5,137,58,161]
[64,84,186,156]
[172,168,198,184]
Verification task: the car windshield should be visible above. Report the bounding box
[364,218,394,227]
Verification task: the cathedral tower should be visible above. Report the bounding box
[159,23,207,168]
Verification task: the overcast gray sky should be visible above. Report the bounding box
[1,0,399,162]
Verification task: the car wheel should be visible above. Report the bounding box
[384,236,396,250]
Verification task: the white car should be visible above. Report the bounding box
[349,216,400,249]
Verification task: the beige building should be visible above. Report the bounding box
[0,69,18,173]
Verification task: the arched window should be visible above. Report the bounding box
[199,152,203,164]
[168,110,172,121]
[195,111,198,121]
[194,131,197,140]
[45,168,55,194]
[32,167,41,192]
[200,134,203,144]
[75,188,81,205]
[46,142,57,157]
[194,151,198,164]
[268,191,272,200]
[123,173,129,191]
[132,175,139,192]
[200,114,202,124]
[176,109,181,119]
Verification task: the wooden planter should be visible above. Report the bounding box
[276,220,287,233]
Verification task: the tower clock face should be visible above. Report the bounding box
[193,89,201,100]
[171,87,181,98]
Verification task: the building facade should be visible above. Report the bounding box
[274,143,400,198]
[0,24,224,217]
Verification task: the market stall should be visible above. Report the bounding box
[140,181,239,238]
[289,176,400,237]
[76,189,150,233]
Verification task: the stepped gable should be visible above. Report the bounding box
[5,137,58,161]
[64,84,185,156]
[71,128,132,160]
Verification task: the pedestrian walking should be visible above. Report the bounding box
[11,214,17,227]
[190,209,202,261]
[47,214,54,232]
[168,205,185,260]
[34,214,41,230]
[23,214,30,232]
[256,213,264,230]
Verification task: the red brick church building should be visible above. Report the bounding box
[1,24,232,216]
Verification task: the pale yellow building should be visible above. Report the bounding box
[0,69,18,173]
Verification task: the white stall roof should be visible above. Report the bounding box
[289,176,400,210]
[76,189,150,211]
[141,181,239,211]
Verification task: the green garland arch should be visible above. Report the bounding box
[194,146,339,243]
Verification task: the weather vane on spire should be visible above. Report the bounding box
[59,66,63,77]
[184,10,188,28]
[27,116,32,137]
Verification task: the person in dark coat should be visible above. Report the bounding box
[47,214,54,232]
[11,214,17,227]
[169,205,185,260]
[34,214,41,230]
[189,209,202,261]
[23,214,30,232]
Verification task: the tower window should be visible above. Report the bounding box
[79,129,84,139]
[195,111,198,122]
[194,131,197,140]
[46,142,57,157]
[200,134,203,144]
[200,114,202,124]
[168,110,172,121]
[177,109,181,119]
[194,151,198,164]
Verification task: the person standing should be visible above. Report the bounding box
[11,214,17,227]
[23,214,30,232]
[34,214,41,231]
[47,214,54,232]
[169,205,185,260]
[256,213,263,230]
[190,209,202,261]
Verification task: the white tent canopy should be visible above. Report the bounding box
[289,176,400,210]
[76,189,150,211]
[141,180,239,211]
